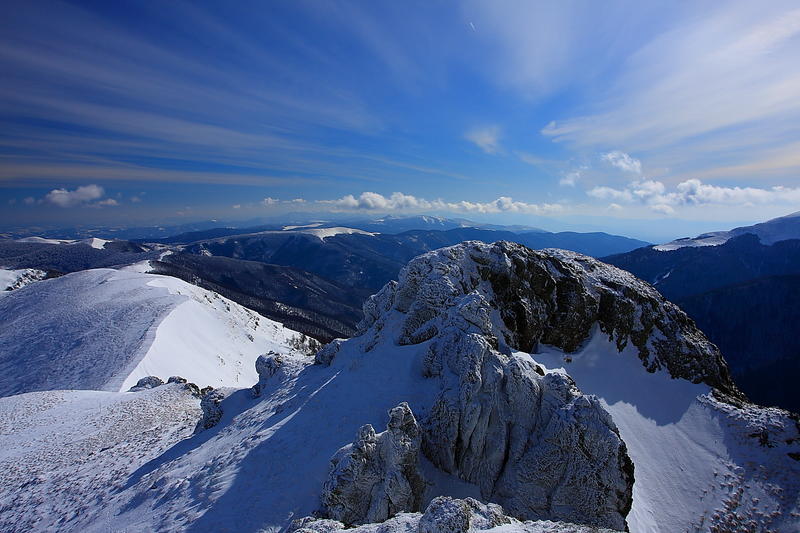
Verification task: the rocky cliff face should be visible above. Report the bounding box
[358,241,739,396]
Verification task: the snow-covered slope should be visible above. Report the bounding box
[655,210,800,250]
[0,268,317,397]
[0,383,202,532]
[1,242,797,532]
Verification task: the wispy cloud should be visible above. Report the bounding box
[465,126,502,155]
[601,151,642,174]
[540,3,800,182]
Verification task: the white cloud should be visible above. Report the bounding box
[23,197,35,205]
[601,151,641,174]
[559,168,584,187]
[95,198,118,207]
[44,184,106,208]
[262,197,279,206]
[465,126,502,154]
[232,204,241,209]
[130,195,142,203]
[319,191,562,215]
[588,178,800,214]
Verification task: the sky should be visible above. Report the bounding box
[2,0,800,241]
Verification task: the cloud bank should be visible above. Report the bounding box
[589,178,800,215]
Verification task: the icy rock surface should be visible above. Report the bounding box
[322,402,426,525]
[196,388,226,431]
[358,242,644,528]
[360,241,739,396]
[128,375,164,391]
[294,497,624,533]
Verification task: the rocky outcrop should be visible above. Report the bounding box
[359,241,740,397]
[292,497,624,533]
[419,319,633,530]
[128,375,164,392]
[321,402,426,525]
[196,389,226,432]
[353,242,714,529]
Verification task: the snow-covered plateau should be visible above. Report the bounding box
[0,241,797,533]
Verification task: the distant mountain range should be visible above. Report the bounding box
[0,221,649,342]
[604,211,800,412]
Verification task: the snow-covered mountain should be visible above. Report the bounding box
[0,268,318,396]
[3,241,796,532]
[655,210,800,250]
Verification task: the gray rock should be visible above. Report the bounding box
[294,497,623,533]
[321,402,426,525]
[195,388,225,432]
[357,243,648,529]
[127,375,164,392]
[418,497,511,533]
[359,241,740,397]
[315,339,344,366]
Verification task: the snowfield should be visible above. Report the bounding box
[0,268,316,396]
[0,384,202,532]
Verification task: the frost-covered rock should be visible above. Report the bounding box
[294,497,624,533]
[315,339,344,366]
[321,402,426,525]
[128,375,164,392]
[359,242,637,529]
[196,388,226,432]
[418,497,511,533]
[360,241,739,397]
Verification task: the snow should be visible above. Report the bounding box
[654,232,729,251]
[14,236,110,248]
[283,223,324,230]
[531,329,800,533]
[77,237,110,249]
[15,236,75,245]
[0,384,202,532]
[0,268,314,397]
[297,227,378,240]
[0,268,48,292]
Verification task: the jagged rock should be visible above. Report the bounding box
[418,497,511,533]
[167,376,187,384]
[195,389,225,432]
[357,243,652,529]
[252,351,283,397]
[315,339,344,366]
[127,375,164,392]
[294,497,624,533]
[321,402,425,525]
[359,241,740,397]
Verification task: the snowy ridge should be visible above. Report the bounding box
[0,268,317,397]
[655,210,800,250]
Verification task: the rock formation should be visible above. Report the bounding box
[321,402,426,525]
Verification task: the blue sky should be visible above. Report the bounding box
[2,0,800,241]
